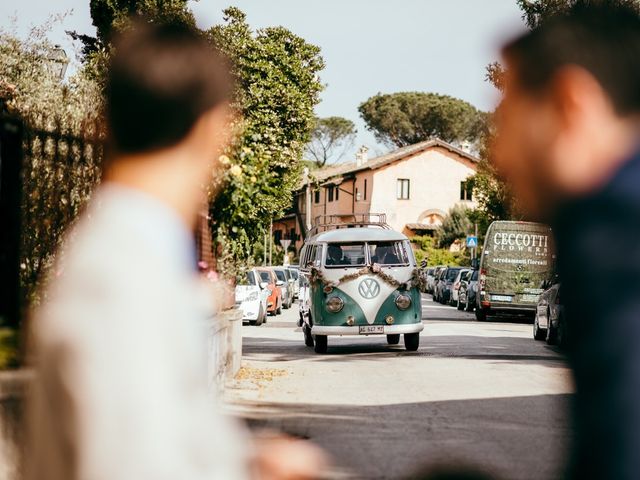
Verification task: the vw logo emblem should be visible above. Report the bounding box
[358,278,380,299]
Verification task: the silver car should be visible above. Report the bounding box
[271,267,294,309]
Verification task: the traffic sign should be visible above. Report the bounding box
[279,239,291,251]
[466,236,478,248]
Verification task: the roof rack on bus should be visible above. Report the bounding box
[308,213,391,236]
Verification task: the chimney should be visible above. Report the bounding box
[355,145,369,166]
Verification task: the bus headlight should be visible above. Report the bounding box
[395,294,412,310]
[326,296,344,313]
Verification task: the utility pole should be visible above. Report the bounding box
[263,230,267,266]
[303,167,312,232]
[269,218,273,266]
[474,222,479,268]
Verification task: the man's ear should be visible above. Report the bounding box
[550,65,612,130]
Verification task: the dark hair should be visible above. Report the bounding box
[503,2,640,116]
[105,21,232,154]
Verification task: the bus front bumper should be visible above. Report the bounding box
[311,323,424,336]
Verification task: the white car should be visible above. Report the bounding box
[236,269,268,326]
[450,269,472,306]
[287,266,301,299]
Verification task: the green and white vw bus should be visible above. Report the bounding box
[299,214,424,354]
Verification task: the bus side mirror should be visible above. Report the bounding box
[260,282,269,289]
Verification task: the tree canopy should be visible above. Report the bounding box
[305,116,357,168]
[517,0,640,29]
[436,204,474,249]
[358,92,486,149]
[207,7,324,273]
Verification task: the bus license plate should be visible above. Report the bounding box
[491,295,513,302]
[359,325,384,335]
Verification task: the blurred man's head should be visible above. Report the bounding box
[494,3,640,220]
[104,21,233,224]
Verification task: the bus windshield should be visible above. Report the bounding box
[325,243,366,268]
[369,241,410,266]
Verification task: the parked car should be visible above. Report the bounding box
[434,267,464,304]
[533,281,566,347]
[235,269,268,325]
[271,267,294,309]
[457,269,479,312]
[424,267,438,294]
[286,266,300,299]
[431,266,446,300]
[256,268,282,316]
[450,269,472,306]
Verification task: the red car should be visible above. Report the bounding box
[256,268,283,316]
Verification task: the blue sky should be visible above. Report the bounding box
[1,0,526,157]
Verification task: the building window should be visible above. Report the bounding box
[355,187,360,201]
[397,179,410,200]
[314,190,320,204]
[274,229,282,243]
[460,180,474,201]
[335,186,339,201]
[328,186,334,202]
[364,179,368,200]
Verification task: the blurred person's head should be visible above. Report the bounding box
[104,20,233,226]
[494,2,640,220]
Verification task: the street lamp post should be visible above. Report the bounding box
[46,45,69,81]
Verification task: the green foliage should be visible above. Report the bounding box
[0,329,20,370]
[1,20,103,307]
[306,116,357,167]
[411,235,466,267]
[207,8,324,275]
[436,204,474,249]
[517,0,640,29]
[358,92,487,148]
[468,156,519,236]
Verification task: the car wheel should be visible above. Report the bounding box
[404,333,420,351]
[314,335,328,354]
[533,313,546,340]
[475,308,488,322]
[303,324,314,347]
[387,334,400,345]
[545,309,558,345]
[255,308,264,326]
[276,298,283,315]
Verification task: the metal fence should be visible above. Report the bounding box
[0,115,103,327]
[0,113,221,328]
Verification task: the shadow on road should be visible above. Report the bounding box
[242,334,567,369]
[234,394,572,480]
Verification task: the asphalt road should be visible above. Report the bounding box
[226,294,574,480]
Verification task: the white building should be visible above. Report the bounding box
[276,138,479,252]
